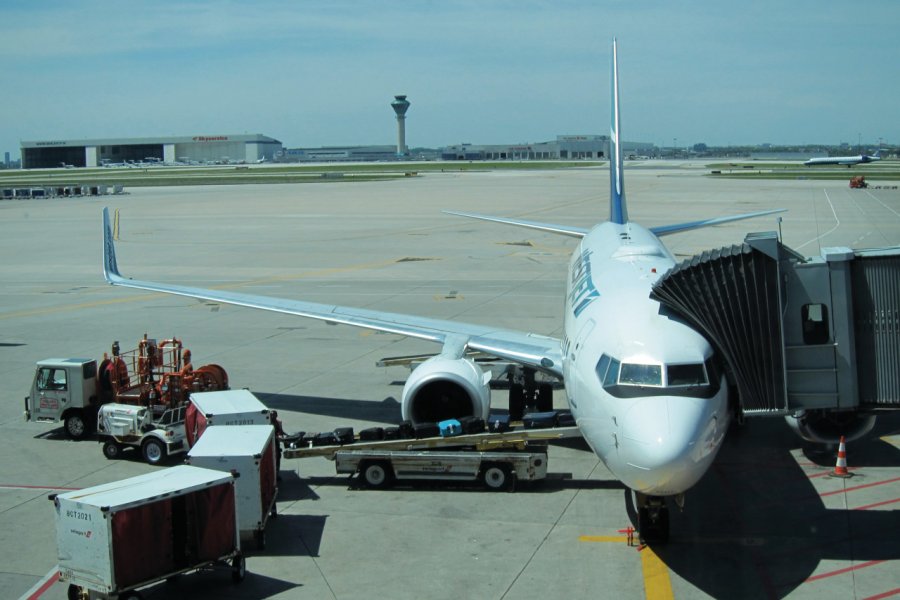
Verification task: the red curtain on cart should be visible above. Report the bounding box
[259,437,277,516]
[184,402,209,447]
[112,498,175,589]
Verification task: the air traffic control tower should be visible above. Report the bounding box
[391,95,410,157]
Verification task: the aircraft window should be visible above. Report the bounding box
[667,363,708,387]
[595,354,611,381]
[619,363,662,387]
[604,358,620,387]
[801,303,830,345]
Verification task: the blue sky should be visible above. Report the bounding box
[2,1,898,157]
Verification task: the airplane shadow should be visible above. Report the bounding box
[652,413,900,599]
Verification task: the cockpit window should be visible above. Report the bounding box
[596,353,717,397]
[604,358,620,387]
[619,363,662,387]
[667,363,708,387]
[595,354,610,381]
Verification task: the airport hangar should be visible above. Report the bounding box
[20,134,283,168]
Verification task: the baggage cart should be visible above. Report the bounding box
[51,465,245,600]
[186,389,271,446]
[186,425,278,550]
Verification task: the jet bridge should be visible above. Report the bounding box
[651,232,900,417]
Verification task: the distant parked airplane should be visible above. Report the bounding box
[804,150,881,167]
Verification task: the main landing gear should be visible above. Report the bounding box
[507,367,554,420]
[634,492,670,544]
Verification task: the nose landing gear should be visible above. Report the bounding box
[634,492,670,544]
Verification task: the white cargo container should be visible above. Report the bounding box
[186,389,271,445]
[51,465,245,599]
[186,424,278,550]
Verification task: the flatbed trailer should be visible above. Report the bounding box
[283,426,581,491]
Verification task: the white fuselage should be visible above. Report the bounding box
[804,154,880,166]
[561,222,730,496]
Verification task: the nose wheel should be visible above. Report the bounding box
[634,492,670,544]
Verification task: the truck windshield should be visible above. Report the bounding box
[37,368,67,391]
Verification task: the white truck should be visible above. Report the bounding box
[97,403,189,465]
[25,358,101,439]
[51,465,245,600]
[25,336,229,440]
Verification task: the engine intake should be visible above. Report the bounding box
[401,356,491,424]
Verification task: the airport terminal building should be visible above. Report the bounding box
[440,135,655,161]
[20,134,282,168]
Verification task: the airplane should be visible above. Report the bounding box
[101,39,786,543]
[803,149,881,167]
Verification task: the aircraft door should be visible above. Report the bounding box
[32,367,70,420]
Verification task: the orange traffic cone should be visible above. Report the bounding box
[830,435,852,478]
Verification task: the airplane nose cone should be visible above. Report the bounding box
[618,396,712,493]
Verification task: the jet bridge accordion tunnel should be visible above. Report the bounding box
[651,231,900,424]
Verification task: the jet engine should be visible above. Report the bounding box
[785,409,876,444]
[401,356,492,424]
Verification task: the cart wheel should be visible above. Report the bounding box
[482,463,515,491]
[231,554,246,583]
[360,460,393,489]
[67,584,84,600]
[255,528,266,551]
[102,440,122,460]
[141,438,166,465]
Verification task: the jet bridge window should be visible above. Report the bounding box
[801,303,830,345]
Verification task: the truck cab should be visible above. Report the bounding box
[25,359,100,439]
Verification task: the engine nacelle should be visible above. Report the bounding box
[401,356,492,424]
[785,409,876,444]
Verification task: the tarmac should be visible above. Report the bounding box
[2,162,898,599]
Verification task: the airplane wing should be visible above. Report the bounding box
[444,208,785,239]
[443,210,589,238]
[102,208,564,376]
[648,208,786,237]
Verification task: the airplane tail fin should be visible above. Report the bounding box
[609,38,627,225]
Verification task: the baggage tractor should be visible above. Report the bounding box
[359,427,385,441]
[413,422,439,439]
[488,413,511,433]
[523,411,558,429]
[458,416,486,434]
[438,419,462,437]
[334,427,355,445]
